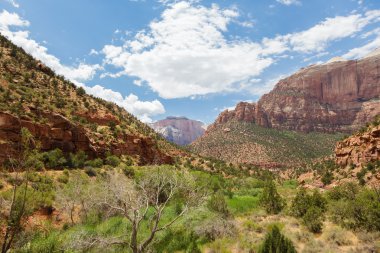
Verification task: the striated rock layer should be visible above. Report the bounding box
[210,53,380,133]
[0,111,172,165]
[151,117,206,145]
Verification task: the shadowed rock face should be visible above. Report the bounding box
[151,117,206,145]
[209,53,380,133]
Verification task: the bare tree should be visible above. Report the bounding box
[55,173,95,224]
[69,166,203,253]
[1,128,40,253]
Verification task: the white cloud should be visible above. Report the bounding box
[101,2,380,99]
[82,84,165,123]
[5,0,19,8]
[276,0,301,6]
[101,1,273,99]
[0,10,165,122]
[286,12,379,53]
[0,10,101,82]
[343,33,380,59]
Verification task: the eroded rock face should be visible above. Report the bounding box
[0,111,171,165]
[209,54,380,133]
[335,125,380,168]
[151,117,206,145]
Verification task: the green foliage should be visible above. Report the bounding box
[69,151,87,168]
[303,206,324,233]
[330,187,380,231]
[85,167,97,177]
[105,155,121,167]
[208,191,230,216]
[42,148,67,169]
[258,225,297,253]
[226,195,259,215]
[76,87,86,96]
[84,158,103,168]
[291,188,327,233]
[327,182,359,201]
[121,165,135,178]
[321,170,334,185]
[259,180,285,214]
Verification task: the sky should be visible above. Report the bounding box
[0,0,379,124]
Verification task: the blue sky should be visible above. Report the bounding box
[0,0,379,124]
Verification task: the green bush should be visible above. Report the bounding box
[258,225,297,253]
[327,182,359,201]
[85,167,97,177]
[42,148,67,169]
[84,158,103,168]
[321,170,334,186]
[121,165,135,178]
[208,191,230,216]
[259,180,285,214]
[69,151,87,168]
[330,188,380,231]
[291,188,327,233]
[105,155,121,167]
[303,207,324,233]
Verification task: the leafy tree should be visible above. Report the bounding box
[259,180,285,214]
[258,225,297,253]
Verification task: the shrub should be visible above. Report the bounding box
[327,182,359,201]
[69,151,87,168]
[57,175,69,184]
[208,191,229,216]
[84,158,103,168]
[85,167,97,177]
[303,207,324,233]
[291,188,327,233]
[259,180,285,214]
[258,225,297,253]
[105,155,121,167]
[321,170,334,185]
[121,165,135,178]
[42,148,67,169]
[76,87,86,96]
[330,188,380,231]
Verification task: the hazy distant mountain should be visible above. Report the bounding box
[151,116,206,145]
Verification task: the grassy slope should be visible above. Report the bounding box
[191,120,344,167]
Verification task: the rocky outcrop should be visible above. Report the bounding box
[209,53,380,133]
[0,111,172,165]
[151,117,206,145]
[335,125,380,167]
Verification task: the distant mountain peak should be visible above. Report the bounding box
[151,116,206,145]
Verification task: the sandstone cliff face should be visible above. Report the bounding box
[151,117,206,145]
[210,54,380,133]
[335,125,380,168]
[0,111,172,165]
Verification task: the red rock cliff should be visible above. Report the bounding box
[210,54,380,133]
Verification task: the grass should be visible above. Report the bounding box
[227,195,260,215]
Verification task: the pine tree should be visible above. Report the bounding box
[259,180,285,214]
[259,225,297,253]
